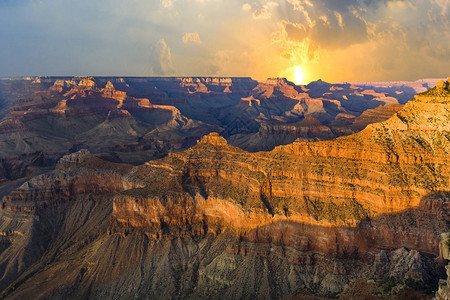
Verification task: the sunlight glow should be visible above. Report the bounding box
[294,65,304,85]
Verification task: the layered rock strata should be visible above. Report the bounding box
[109,82,450,258]
[0,78,448,299]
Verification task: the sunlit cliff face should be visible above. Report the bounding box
[0,0,448,83]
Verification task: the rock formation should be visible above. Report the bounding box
[0,79,448,299]
[0,76,448,299]
[0,75,425,183]
[436,233,450,299]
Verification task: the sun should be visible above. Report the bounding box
[294,65,304,85]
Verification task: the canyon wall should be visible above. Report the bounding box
[0,78,448,299]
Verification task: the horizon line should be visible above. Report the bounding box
[0,75,446,86]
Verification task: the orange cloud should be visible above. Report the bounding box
[182,32,202,44]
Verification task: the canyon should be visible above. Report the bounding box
[0,76,433,180]
[0,76,448,299]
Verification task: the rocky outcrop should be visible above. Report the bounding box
[437,268,450,300]
[2,151,134,212]
[229,105,401,151]
[350,104,404,131]
[436,233,450,300]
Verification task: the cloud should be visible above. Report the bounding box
[281,1,368,50]
[253,7,271,19]
[242,3,251,11]
[182,32,202,44]
[252,1,279,19]
[284,23,308,43]
[161,0,175,8]
[150,39,174,75]
[273,0,450,82]
[204,50,232,75]
[0,0,448,82]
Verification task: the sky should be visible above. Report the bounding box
[0,0,448,83]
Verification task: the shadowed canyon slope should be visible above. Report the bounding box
[0,79,449,299]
